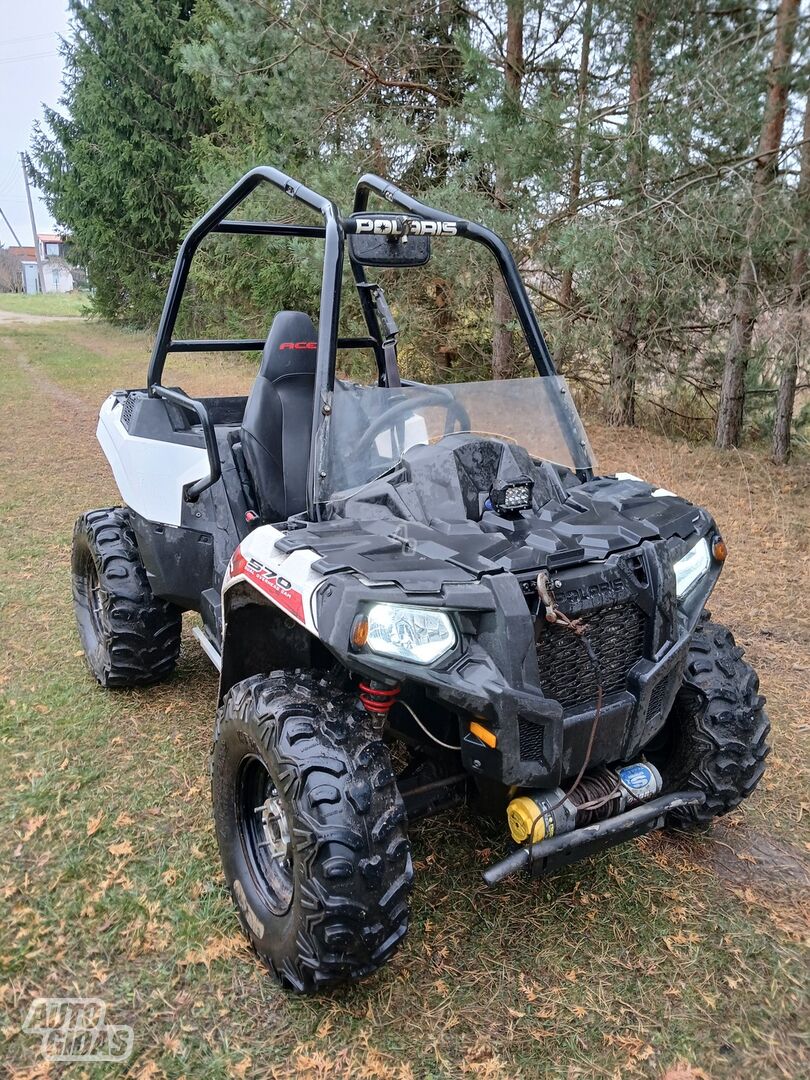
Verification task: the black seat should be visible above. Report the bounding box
[241,311,318,521]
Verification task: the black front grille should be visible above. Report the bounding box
[535,601,646,710]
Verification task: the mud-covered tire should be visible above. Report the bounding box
[212,672,413,992]
[71,507,182,687]
[662,615,770,828]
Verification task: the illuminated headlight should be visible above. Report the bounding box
[490,476,534,515]
[673,538,711,598]
[357,603,456,665]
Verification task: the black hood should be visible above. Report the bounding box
[278,435,712,591]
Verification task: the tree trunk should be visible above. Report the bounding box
[715,0,800,449]
[609,300,640,425]
[771,296,801,463]
[492,0,524,380]
[558,0,593,315]
[434,279,456,374]
[772,92,810,464]
[606,0,653,427]
[430,0,467,185]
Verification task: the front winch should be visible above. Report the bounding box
[506,789,576,844]
[506,761,662,844]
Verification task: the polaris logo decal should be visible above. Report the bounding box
[228,550,305,622]
[353,217,458,237]
[279,341,316,350]
[561,577,628,608]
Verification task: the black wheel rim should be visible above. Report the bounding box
[237,755,294,916]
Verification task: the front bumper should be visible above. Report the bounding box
[482,789,706,883]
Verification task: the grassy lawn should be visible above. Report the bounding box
[0,319,807,1079]
[0,291,88,316]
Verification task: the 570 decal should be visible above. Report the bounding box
[227,550,305,622]
[352,217,459,237]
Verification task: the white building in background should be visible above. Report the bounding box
[20,233,75,294]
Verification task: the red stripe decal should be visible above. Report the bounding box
[228,549,305,622]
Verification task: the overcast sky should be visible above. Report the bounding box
[0,0,70,246]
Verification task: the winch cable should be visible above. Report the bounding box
[569,768,623,823]
[524,577,607,873]
[520,595,658,867]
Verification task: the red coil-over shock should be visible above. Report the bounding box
[358,681,400,716]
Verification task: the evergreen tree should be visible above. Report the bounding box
[715,0,802,448]
[31,0,212,324]
[31,0,809,456]
[773,92,810,463]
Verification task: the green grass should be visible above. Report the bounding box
[0,320,808,1079]
[0,290,88,316]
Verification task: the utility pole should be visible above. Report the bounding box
[0,204,22,246]
[20,152,46,293]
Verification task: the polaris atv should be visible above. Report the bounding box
[72,167,769,992]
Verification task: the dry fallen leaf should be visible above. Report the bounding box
[107,840,133,857]
[662,1065,710,1080]
[86,812,104,837]
[21,815,47,842]
[132,1062,163,1080]
[315,1017,333,1039]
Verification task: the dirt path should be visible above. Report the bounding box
[0,308,82,325]
[0,336,94,415]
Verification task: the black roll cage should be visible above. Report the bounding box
[146,166,587,517]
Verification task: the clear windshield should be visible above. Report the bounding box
[319,375,594,503]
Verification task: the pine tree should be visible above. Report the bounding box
[772,93,810,464]
[31,0,212,324]
[606,0,654,427]
[715,0,801,448]
[491,0,524,381]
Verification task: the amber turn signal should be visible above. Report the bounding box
[711,535,727,562]
[469,720,497,748]
[350,615,369,648]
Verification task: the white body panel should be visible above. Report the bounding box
[614,471,676,499]
[222,525,324,634]
[96,395,209,527]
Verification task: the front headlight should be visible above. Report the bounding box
[673,537,711,598]
[356,603,456,665]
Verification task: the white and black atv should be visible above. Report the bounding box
[72,167,769,992]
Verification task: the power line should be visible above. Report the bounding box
[0,204,22,246]
[0,164,19,195]
[0,50,60,65]
[0,32,56,48]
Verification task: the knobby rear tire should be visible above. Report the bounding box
[71,507,182,687]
